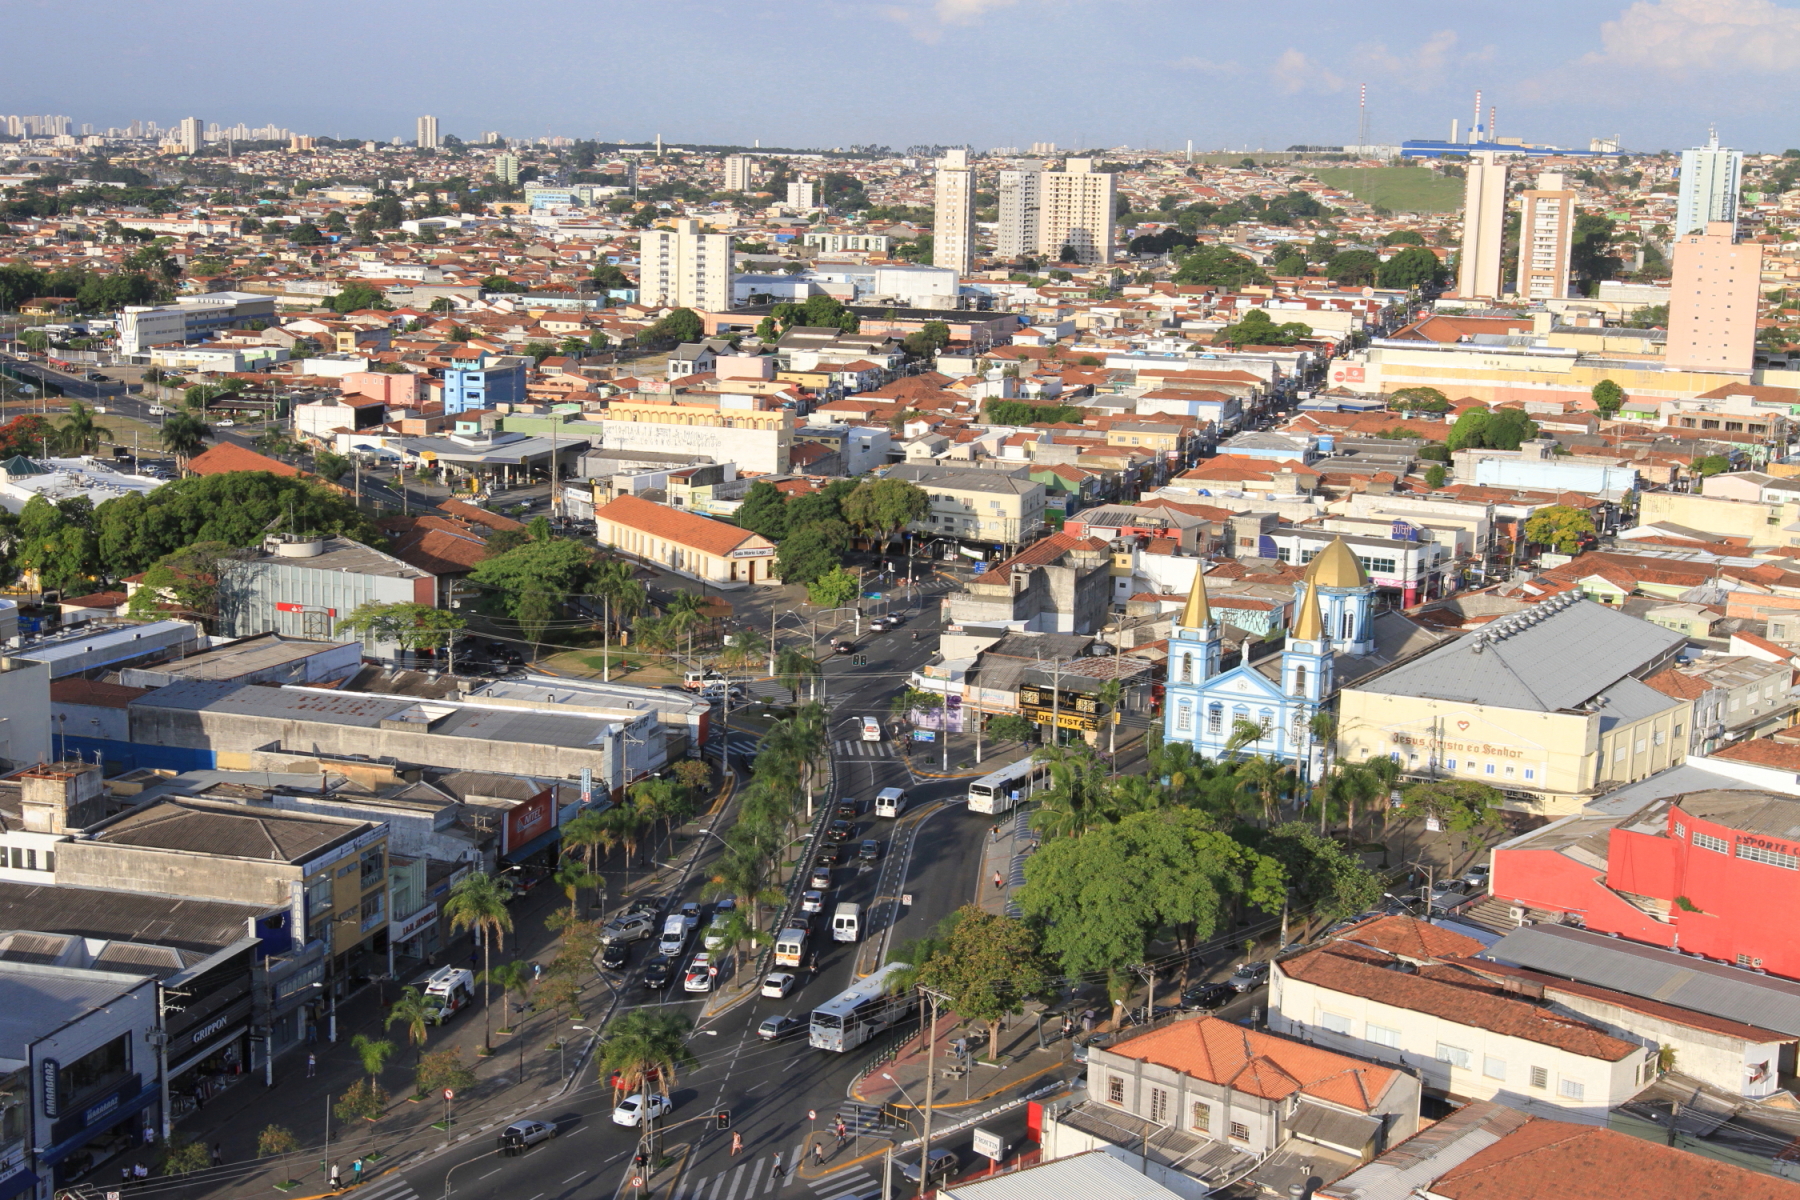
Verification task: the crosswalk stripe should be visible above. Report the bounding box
[746,1158,765,1196]
[707,1169,728,1200]
[811,1171,875,1199]
[723,1163,746,1200]
[358,1180,416,1200]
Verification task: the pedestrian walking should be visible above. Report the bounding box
[211,1143,224,1167]
[773,1151,783,1178]
[306,1052,316,1078]
[352,1158,363,1184]
[835,1118,847,1145]
[532,961,543,981]
[813,1141,825,1166]
[989,824,999,843]
[1061,1015,1074,1041]
[730,1132,743,1157]
[992,870,1003,891]
[329,1163,341,1190]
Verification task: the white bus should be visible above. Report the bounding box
[810,961,918,1052]
[774,927,809,967]
[967,758,1048,814]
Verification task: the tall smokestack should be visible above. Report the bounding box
[1489,105,1497,144]
[1472,89,1483,143]
[1451,118,1459,144]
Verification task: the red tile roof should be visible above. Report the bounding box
[436,498,525,532]
[184,442,304,479]
[593,493,767,557]
[1109,1015,1399,1112]
[1335,914,1485,961]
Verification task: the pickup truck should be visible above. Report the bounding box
[601,910,658,945]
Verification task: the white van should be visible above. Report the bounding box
[831,902,861,943]
[774,927,809,967]
[860,716,882,742]
[874,787,909,818]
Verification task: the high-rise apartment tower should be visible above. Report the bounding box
[1676,131,1742,237]
[996,161,1043,260]
[1516,172,1576,301]
[1667,221,1760,375]
[639,218,733,313]
[933,149,976,273]
[723,155,752,193]
[416,115,440,149]
[1038,158,1116,265]
[1456,151,1507,300]
[177,117,203,156]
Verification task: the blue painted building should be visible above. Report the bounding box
[1162,539,1377,779]
[442,355,528,415]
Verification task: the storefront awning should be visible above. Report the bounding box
[0,1169,36,1200]
[40,1085,161,1165]
[501,827,561,865]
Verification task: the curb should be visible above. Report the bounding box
[848,1061,1066,1109]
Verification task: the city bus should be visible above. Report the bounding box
[809,961,917,1052]
[966,758,1048,814]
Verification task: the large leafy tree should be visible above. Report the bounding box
[1216,310,1312,349]
[914,906,1053,1058]
[1016,808,1284,1009]
[774,520,850,585]
[1523,504,1597,554]
[1172,246,1267,288]
[1325,249,1382,286]
[1240,822,1383,927]
[335,601,465,653]
[467,538,596,630]
[1376,245,1446,290]
[735,480,789,540]
[841,477,929,552]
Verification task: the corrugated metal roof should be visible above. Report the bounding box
[1356,598,1684,711]
[1485,925,1800,1036]
[0,963,150,1060]
[941,1149,1188,1200]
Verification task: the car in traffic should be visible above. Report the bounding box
[678,900,703,926]
[758,1014,806,1042]
[601,910,657,945]
[611,1093,673,1127]
[761,972,797,999]
[641,954,677,991]
[816,843,846,867]
[703,912,732,950]
[683,952,715,992]
[1226,961,1269,993]
[858,838,881,863]
[835,798,861,819]
[861,716,882,741]
[497,1119,557,1153]
[801,888,826,913]
[896,1149,961,1187]
[1180,982,1235,1011]
[599,940,631,971]
[826,820,855,843]
[808,865,832,889]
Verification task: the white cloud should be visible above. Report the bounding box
[881,0,1024,41]
[1355,29,1460,90]
[1583,0,1800,74]
[1270,48,1343,95]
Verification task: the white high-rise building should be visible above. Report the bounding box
[1038,158,1116,265]
[416,115,440,149]
[724,154,752,192]
[1456,151,1507,300]
[639,218,733,313]
[786,181,815,210]
[1676,131,1742,238]
[177,117,203,156]
[933,148,976,273]
[996,160,1044,260]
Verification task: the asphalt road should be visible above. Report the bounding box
[389,611,993,1200]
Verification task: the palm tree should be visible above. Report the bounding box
[443,872,515,1054]
[385,986,433,1071]
[53,400,113,457]
[773,646,821,703]
[160,410,213,470]
[561,809,608,872]
[601,802,650,866]
[1236,755,1290,827]
[706,840,784,933]
[553,855,598,921]
[710,907,772,979]
[350,1033,394,1087]
[718,627,768,670]
[1028,745,1112,839]
[596,1010,697,1101]
[482,959,534,1033]
[592,561,646,681]
[1223,718,1266,760]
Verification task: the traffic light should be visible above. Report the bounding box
[854,654,867,666]
[715,1109,732,1130]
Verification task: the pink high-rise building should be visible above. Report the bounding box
[1666,220,1761,375]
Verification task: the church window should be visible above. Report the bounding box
[1207,703,1222,734]
[1292,664,1307,696]
[1258,707,1274,734]
[1181,653,1193,684]
[1176,702,1194,733]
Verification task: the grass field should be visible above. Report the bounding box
[1309,167,1465,214]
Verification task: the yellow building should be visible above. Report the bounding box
[1637,490,1800,548]
[1336,596,1692,815]
[604,396,790,431]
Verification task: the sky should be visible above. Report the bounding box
[4,0,1798,154]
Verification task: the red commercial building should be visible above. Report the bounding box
[1493,788,1800,979]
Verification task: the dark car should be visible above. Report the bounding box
[600,941,631,971]
[1180,982,1235,1011]
[858,838,881,863]
[835,799,861,819]
[816,844,846,867]
[641,953,676,990]
[826,820,855,843]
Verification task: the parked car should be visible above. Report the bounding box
[1226,961,1269,993]
[858,839,881,863]
[1461,864,1492,891]
[602,911,657,945]
[758,1013,806,1042]
[641,954,676,991]
[599,941,631,971]
[497,1119,556,1153]
[611,1093,673,1127]
[761,972,797,999]
[801,888,826,913]
[896,1149,961,1187]
[1180,982,1235,1011]
[1429,880,1470,912]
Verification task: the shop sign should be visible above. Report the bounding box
[40,1058,58,1118]
[730,546,775,559]
[389,903,439,943]
[189,1013,233,1047]
[275,602,337,616]
[83,1091,121,1127]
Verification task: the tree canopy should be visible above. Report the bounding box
[1217,309,1312,348]
[1173,246,1268,288]
[1523,504,1597,554]
[1446,406,1540,452]
[1376,245,1446,290]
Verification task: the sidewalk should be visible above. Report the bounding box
[849,1005,1070,1112]
[978,807,1035,919]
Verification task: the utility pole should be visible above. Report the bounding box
[155,983,190,1140]
[917,988,945,1200]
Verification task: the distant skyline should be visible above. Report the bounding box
[5,0,1800,153]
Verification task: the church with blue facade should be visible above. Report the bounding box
[1162,538,1378,780]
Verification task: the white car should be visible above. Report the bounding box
[703,912,731,951]
[801,889,825,914]
[761,972,796,999]
[684,952,715,992]
[861,716,882,742]
[611,1093,673,1127]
